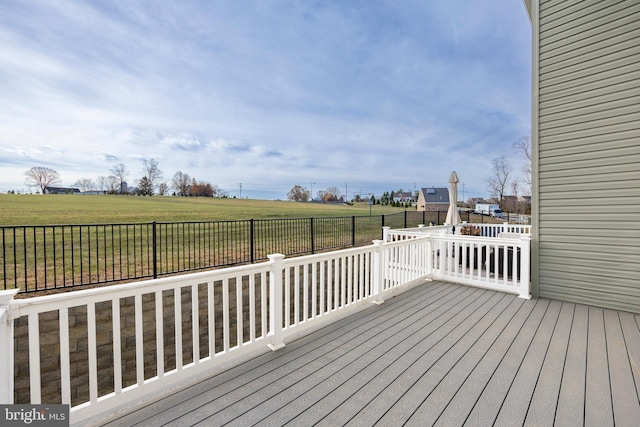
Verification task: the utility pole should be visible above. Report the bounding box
[462,182,465,203]
[239,183,242,199]
[345,183,348,202]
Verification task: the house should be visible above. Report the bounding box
[524,1,640,313]
[44,186,80,194]
[392,191,414,203]
[416,187,449,212]
[467,197,486,206]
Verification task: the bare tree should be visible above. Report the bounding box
[24,166,61,193]
[109,163,128,194]
[141,158,163,192]
[74,178,94,192]
[158,182,169,196]
[287,185,310,202]
[488,156,512,206]
[96,175,109,191]
[107,176,120,193]
[513,136,532,194]
[171,171,192,196]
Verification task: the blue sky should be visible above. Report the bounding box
[0,0,531,200]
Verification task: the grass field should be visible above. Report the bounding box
[0,195,499,293]
[0,194,406,225]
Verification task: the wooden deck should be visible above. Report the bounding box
[94,280,640,427]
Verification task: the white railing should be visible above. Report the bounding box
[386,222,532,240]
[384,224,449,241]
[0,229,530,424]
[429,234,531,298]
[473,222,532,237]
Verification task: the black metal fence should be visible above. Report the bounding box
[1,210,489,293]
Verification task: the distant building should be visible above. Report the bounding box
[44,186,80,194]
[467,197,486,205]
[416,187,449,212]
[393,192,415,203]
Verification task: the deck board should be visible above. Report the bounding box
[523,302,574,426]
[585,307,614,427]
[462,299,550,427]
[91,280,640,427]
[605,309,640,426]
[555,303,588,427]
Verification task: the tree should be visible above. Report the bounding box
[172,171,192,196]
[513,136,532,195]
[137,176,154,196]
[141,158,163,193]
[96,176,109,191]
[109,163,128,194]
[107,176,120,193]
[190,179,215,197]
[74,178,94,192]
[323,187,341,202]
[158,182,169,196]
[287,185,310,202]
[24,166,61,193]
[488,156,512,206]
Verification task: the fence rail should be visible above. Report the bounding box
[1,210,519,293]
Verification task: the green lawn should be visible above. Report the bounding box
[0,194,405,225]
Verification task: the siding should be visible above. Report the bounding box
[537,0,640,313]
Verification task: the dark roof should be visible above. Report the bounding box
[420,187,449,203]
[44,186,80,194]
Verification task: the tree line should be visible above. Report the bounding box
[22,158,229,198]
[286,184,414,207]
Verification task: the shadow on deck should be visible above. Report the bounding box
[92,280,640,426]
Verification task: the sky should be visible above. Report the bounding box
[0,0,531,201]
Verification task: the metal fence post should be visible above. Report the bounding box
[404,210,407,228]
[152,222,157,279]
[0,289,19,403]
[267,253,286,351]
[250,219,255,264]
[310,217,315,254]
[352,216,356,247]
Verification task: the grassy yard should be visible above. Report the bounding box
[0,194,405,225]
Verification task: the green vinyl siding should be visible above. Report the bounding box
[536,0,640,313]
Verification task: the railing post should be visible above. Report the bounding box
[267,254,286,351]
[371,240,385,305]
[519,235,532,299]
[0,289,19,404]
[382,226,391,243]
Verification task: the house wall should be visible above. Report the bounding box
[416,191,448,212]
[531,0,640,313]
